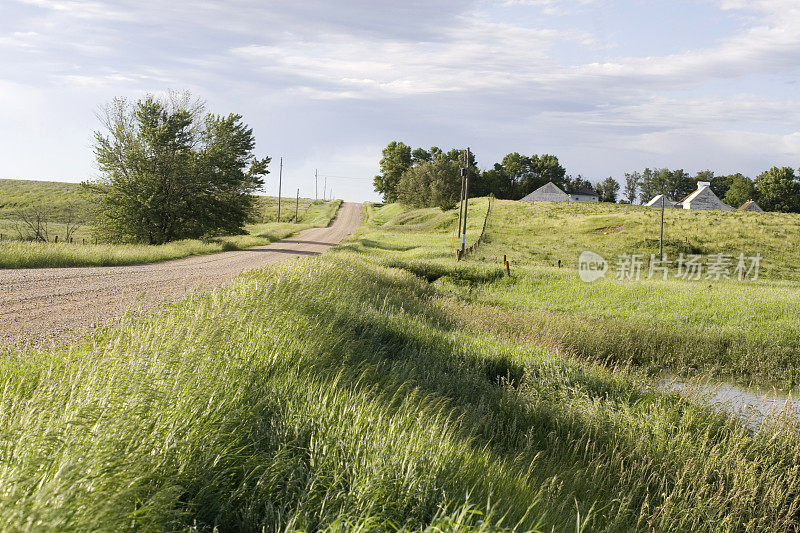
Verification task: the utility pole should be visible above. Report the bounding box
[659,194,665,257]
[315,169,318,201]
[457,162,466,251]
[277,157,283,222]
[324,176,327,201]
[295,188,299,222]
[461,147,471,255]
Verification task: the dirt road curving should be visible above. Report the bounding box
[0,202,362,349]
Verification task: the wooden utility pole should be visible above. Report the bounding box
[460,147,471,255]
[660,194,665,257]
[295,188,299,222]
[277,157,283,222]
[457,165,466,250]
[315,169,318,201]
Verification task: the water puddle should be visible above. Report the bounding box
[661,377,800,431]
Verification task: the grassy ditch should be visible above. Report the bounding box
[2,199,800,530]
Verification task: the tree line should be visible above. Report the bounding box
[374,141,800,213]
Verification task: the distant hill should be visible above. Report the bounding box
[0,178,95,222]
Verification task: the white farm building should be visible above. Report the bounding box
[675,182,733,211]
[645,194,677,208]
[520,182,598,203]
[520,182,571,202]
[738,200,763,212]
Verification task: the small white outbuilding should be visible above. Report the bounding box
[738,200,763,212]
[645,194,677,208]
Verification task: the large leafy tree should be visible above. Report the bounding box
[374,141,412,202]
[396,158,461,210]
[723,174,757,208]
[623,172,641,204]
[89,93,269,244]
[639,168,655,203]
[755,166,800,212]
[596,177,620,202]
[564,174,593,194]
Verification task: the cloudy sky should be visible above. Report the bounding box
[1,0,799,201]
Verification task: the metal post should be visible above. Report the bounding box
[461,147,471,254]
[277,157,283,222]
[295,188,299,222]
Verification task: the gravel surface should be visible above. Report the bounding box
[0,202,362,349]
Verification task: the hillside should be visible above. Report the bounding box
[0,178,94,222]
[475,199,800,280]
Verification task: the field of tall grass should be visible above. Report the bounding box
[0,176,341,268]
[3,196,800,530]
[4,211,800,530]
[434,200,800,387]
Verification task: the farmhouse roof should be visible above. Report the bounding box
[520,182,571,202]
[645,194,676,207]
[572,187,597,196]
[675,183,733,210]
[738,200,763,212]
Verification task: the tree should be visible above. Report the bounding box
[396,158,461,210]
[411,147,433,165]
[89,92,269,244]
[476,164,512,199]
[755,166,800,212]
[624,172,641,204]
[639,168,655,203]
[564,174,593,194]
[373,141,412,202]
[723,174,757,208]
[518,154,566,198]
[596,177,620,202]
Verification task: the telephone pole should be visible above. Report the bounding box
[315,169,318,201]
[277,157,283,222]
[660,194,665,257]
[461,147,471,255]
[295,188,299,222]
[324,176,327,201]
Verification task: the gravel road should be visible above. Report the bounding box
[0,202,362,349]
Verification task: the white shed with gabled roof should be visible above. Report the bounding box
[675,182,733,211]
[645,194,677,208]
[520,182,571,202]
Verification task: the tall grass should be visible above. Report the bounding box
[0,201,341,269]
[5,197,800,530]
[3,251,800,530]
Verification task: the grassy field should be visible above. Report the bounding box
[436,200,799,388]
[0,178,341,268]
[2,198,800,530]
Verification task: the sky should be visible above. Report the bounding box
[1,0,799,202]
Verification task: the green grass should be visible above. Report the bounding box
[0,178,341,268]
[3,199,800,530]
[0,178,94,222]
[420,200,796,387]
[479,200,800,280]
[4,197,800,530]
